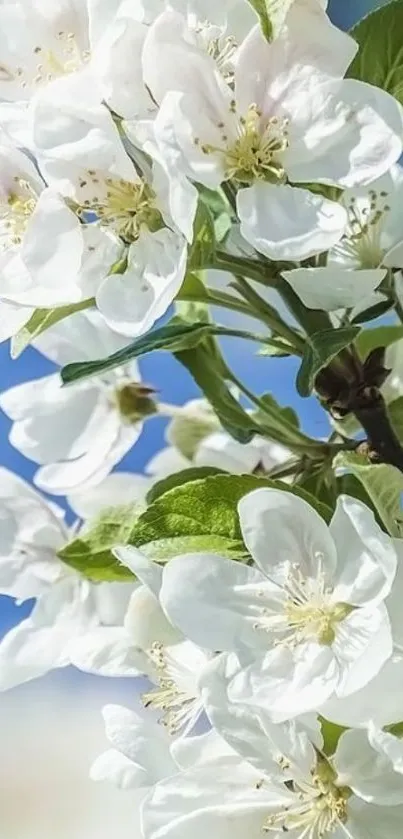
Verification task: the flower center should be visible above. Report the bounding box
[196,103,289,185]
[115,384,157,423]
[0,31,90,89]
[0,178,37,248]
[141,642,200,735]
[78,174,164,243]
[254,560,353,647]
[334,189,390,268]
[263,759,350,837]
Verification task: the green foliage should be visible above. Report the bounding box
[146,467,224,504]
[253,393,300,430]
[61,321,225,384]
[246,0,295,40]
[257,339,294,357]
[60,474,332,581]
[175,342,261,444]
[11,299,94,359]
[355,324,403,360]
[335,451,403,537]
[347,0,403,106]
[296,326,360,397]
[188,199,216,271]
[58,503,145,582]
[387,397,403,442]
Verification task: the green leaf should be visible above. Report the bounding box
[146,467,225,504]
[351,298,394,325]
[355,324,403,360]
[296,326,360,397]
[246,0,295,41]
[11,299,94,359]
[175,273,211,325]
[58,503,144,582]
[175,342,261,443]
[347,0,403,105]
[257,338,294,357]
[60,474,332,580]
[387,397,403,442]
[188,199,216,271]
[334,451,403,537]
[254,393,300,430]
[61,321,220,384]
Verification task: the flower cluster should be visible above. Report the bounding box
[2,0,403,837]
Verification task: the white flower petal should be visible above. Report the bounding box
[333,604,392,696]
[330,495,397,607]
[237,184,347,261]
[238,488,337,584]
[160,553,267,652]
[0,577,94,690]
[281,267,385,311]
[68,626,146,677]
[90,748,149,790]
[100,703,175,782]
[123,585,181,650]
[97,229,187,338]
[320,655,403,728]
[334,727,403,805]
[0,467,66,600]
[19,189,85,306]
[287,79,403,188]
[67,471,150,520]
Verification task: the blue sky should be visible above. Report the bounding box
[0,0,388,639]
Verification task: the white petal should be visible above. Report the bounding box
[20,189,85,306]
[237,184,347,261]
[160,553,267,652]
[142,760,293,839]
[67,472,150,520]
[67,626,146,677]
[0,467,66,600]
[33,308,130,366]
[195,432,261,474]
[330,495,397,607]
[287,79,403,188]
[281,267,385,311]
[334,727,403,805]
[124,585,181,649]
[100,703,175,781]
[238,488,337,584]
[235,7,357,117]
[202,649,330,761]
[0,577,94,690]
[320,655,403,728]
[97,229,187,338]
[333,604,392,696]
[207,643,337,726]
[90,748,149,790]
[145,446,191,477]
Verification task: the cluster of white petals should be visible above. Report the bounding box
[3,1,403,837]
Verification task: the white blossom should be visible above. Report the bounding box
[142,711,403,839]
[140,7,403,259]
[0,310,145,494]
[68,546,210,736]
[160,488,397,719]
[0,467,136,690]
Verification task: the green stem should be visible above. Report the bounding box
[210,252,271,284]
[231,275,306,354]
[179,286,253,317]
[275,276,334,335]
[225,368,327,456]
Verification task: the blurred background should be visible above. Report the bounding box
[0,1,390,836]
